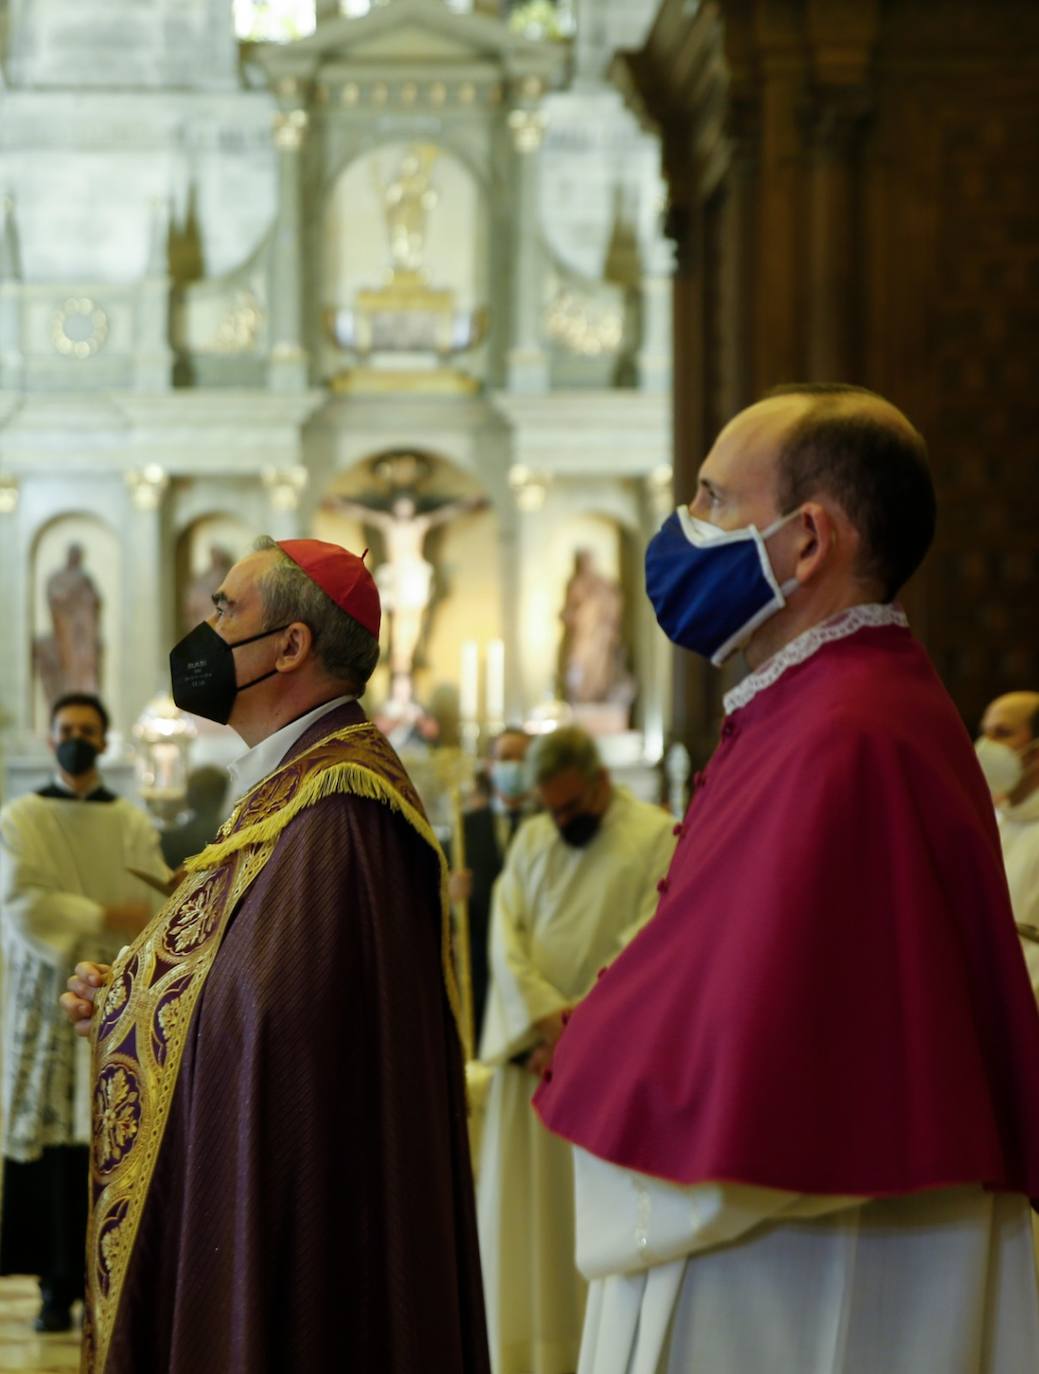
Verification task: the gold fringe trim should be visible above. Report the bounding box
[184,757,465,1054]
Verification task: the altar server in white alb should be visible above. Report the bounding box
[0,693,167,1334]
[535,386,1039,1374]
[975,691,1039,998]
[478,726,676,1374]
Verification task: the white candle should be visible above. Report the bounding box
[460,640,480,724]
[486,639,505,726]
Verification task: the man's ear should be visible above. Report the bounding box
[791,502,836,586]
[274,621,315,673]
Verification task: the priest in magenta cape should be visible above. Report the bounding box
[64,537,490,1374]
[534,386,1039,1374]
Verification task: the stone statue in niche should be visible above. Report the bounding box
[34,542,103,704]
[182,543,235,633]
[380,145,440,278]
[323,487,487,682]
[558,548,635,718]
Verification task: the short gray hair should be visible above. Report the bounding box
[528,726,602,787]
[252,535,380,693]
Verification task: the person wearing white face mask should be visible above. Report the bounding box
[976,692,1039,996]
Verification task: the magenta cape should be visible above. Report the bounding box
[535,624,1039,1196]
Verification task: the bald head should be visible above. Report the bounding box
[762,384,935,601]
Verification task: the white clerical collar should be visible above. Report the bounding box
[227,695,354,802]
[723,603,909,716]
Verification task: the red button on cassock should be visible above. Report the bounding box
[657,878,670,895]
[672,822,684,837]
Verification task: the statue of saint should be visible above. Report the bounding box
[558,549,634,707]
[381,146,440,276]
[324,489,487,681]
[34,542,103,704]
[182,543,235,633]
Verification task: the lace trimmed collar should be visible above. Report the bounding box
[723,603,909,715]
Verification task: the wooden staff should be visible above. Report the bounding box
[451,782,476,1062]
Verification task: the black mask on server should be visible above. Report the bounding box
[169,621,290,726]
[56,738,100,777]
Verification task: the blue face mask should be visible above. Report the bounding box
[645,507,801,666]
[491,759,527,802]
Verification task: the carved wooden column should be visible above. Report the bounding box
[805,91,871,381]
[661,187,715,760]
[717,98,759,419]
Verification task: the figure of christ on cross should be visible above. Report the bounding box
[323,491,487,681]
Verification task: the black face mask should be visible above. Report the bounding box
[169,621,291,726]
[558,812,602,849]
[56,738,99,777]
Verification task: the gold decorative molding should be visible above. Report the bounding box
[213,290,264,354]
[125,465,169,512]
[508,107,546,153]
[508,463,551,512]
[262,465,308,512]
[273,108,308,151]
[0,475,19,514]
[546,288,623,356]
[52,297,108,360]
[328,367,479,397]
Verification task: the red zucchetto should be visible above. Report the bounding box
[277,539,381,639]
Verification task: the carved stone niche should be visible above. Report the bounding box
[255,0,566,392]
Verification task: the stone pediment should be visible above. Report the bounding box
[260,0,566,84]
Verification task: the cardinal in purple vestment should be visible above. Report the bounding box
[63,539,490,1374]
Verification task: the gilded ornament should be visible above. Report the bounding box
[273,108,308,151]
[262,465,309,513]
[545,288,623,356]
[214,289,264,354]
[124,465,169,512]
[94,1065,142,1174]
[508,107,546,154]
[52,297,109,360]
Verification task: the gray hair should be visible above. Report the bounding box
[528,726,602,787]
[252,535,380,693]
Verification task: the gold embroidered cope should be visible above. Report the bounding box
[82,722,458,1373]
